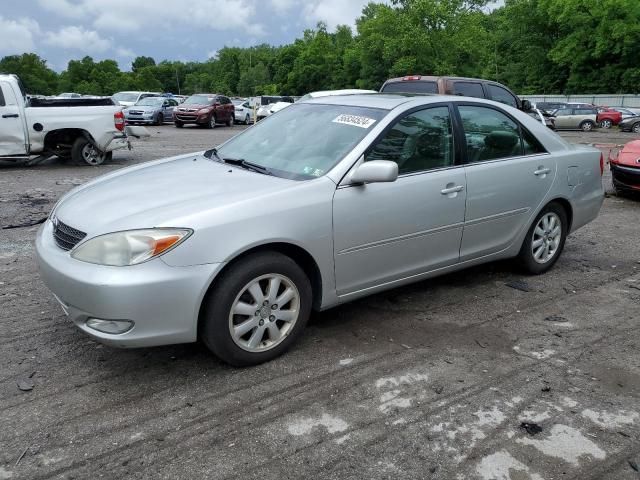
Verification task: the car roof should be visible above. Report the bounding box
[304,93,425,109]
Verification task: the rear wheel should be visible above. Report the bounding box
[200,252,312,366]
[518,202,568,274]
[175,121,184,128]
[70,137,112,166]
[580,120,595,132]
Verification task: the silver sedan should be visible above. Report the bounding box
[36,94,604,366]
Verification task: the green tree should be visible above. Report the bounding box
[0,53,58,95]
[131,56,156,73]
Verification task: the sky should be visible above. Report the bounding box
[0,0,377,71]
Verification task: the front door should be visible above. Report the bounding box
[0,81,27,156]
[456,103,556,260]
[333,105,467,296]
[552,108,573,130]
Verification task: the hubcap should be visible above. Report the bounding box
[229,274,300,352]
[81,144,103,165]
[532,212,562,264]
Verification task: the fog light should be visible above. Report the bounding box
[86,318,134,334]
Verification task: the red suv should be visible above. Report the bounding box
[596,108,623,129]
[174,94,234,128]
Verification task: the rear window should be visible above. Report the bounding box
[0,85,5,106]
[452,81,484,98]
[381,81,438,94]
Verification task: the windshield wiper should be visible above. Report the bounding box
[221,157,273,176]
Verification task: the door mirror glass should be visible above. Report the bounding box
[351,160,398,184]
[521,99,532,111]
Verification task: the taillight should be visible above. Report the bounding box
[599,152,604,176]
[114,110,125,132]
[402,75,421,81]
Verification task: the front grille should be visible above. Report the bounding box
[53,220,87,251]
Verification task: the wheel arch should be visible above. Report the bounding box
[197,242,324,333]
[43,128,94,153]
[546,197,573,232]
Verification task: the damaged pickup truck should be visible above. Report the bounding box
[0,74,143,166]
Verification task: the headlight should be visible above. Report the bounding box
[71,228,192,266]
[199,108,212,114]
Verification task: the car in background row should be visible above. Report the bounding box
[534,101,567,113]
[124,96,179,125]
[609,140,640,194]
[113,91,162,107]
[619,115,640,134]
[256,101,294,121]
[550,106,598,131]
[527,108,555,130]
[297,89,377,102]
[232,99,253,124]
[174,93,234,128]
[379,75,531,111]
[596,108,622,129]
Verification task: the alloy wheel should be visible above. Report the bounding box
[531,212,562,264]
[228,274,300,352]
[81,143,104,166]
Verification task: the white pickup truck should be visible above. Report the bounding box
[0,74,136,166]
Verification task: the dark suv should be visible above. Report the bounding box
[174,94,235,128]
[379,75,530,111]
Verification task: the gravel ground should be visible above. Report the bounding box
[1,125,639,480]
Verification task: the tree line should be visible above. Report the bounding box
[1,0,639,97]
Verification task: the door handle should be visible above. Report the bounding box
[2,114,19,118]
[440,185,464,195]
[534,167,551,176]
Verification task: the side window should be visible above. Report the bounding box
[242,102,250,108]
[458,105,523,162]
[487,84,518,108]
[365,106,454,175]
[522,128,546,155]
[452,81,484,98]
[555,108,572,116]
[0,84,5,107]
[574,108,596,116]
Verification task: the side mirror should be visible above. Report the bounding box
[351,160,398,184]
[521,99,532,112]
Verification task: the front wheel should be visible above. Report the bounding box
[208,115,217,129]
[633,122,640,134]
[200,252,312,367]
[155,113,163,126]
[226,114,234,127]
[581,120,595,132]
[600,119,612,129]
[245,114,251,125]
[517,203,568,274]
[69,137,112,166]
[175,121,184,128]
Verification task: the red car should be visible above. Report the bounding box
[609,140,640,194]
[174,94,235,129]
[597,108,623,129]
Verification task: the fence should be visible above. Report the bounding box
[520,94,640,108]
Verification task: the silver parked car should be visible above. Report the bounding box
[36,95,604,366]
[124,96,178,125]
[551,106,598,131]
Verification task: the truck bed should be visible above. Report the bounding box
[29,97,116,108]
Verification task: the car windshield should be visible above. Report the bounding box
[216,103,386,180]
[113,92,139,102]
[184,95,214,105]
[232,99,244,105]
[136,97,163,106]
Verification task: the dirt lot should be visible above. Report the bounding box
[1,125,639,480]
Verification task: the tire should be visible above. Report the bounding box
[580,120,595,132]
[208,115,217,129]
[517,202,568,274]
[600,119,612,129]
[155,113,163,126]
[175,121,184,128]
[69,137,112,166]
[245,114,250,125]
[226,114,234,127]
[633,123,640,134]
[200,252,312,367]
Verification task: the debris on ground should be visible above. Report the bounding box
[520,422,543,435]
[544,315,569,323]
[505,280,531,292]
[629,460,639,472]
[16,378,34,391]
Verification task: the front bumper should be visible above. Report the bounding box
[35,220,222,348]
[611,164,640,191]
[174,113,208,124]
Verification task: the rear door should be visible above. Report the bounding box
[0,81,28,156]
[456,103,555,260]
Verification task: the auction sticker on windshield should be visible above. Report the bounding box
[332,114,377,129]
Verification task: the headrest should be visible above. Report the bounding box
[484,131,519,149]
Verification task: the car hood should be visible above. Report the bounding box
[54,153,294,236]
[127,105,159,113]
[614,140,640,167]
[177,104,210,110]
